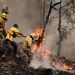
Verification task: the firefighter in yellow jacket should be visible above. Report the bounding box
[23,32,40,63]
[0,7,8,38]
[0,7,8,46]
[2,24,24,58]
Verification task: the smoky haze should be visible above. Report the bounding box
[0,0,75,61]
[4,0,41,36]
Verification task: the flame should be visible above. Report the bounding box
[31,27,75,73]
[31,44,38,53]
[42,50,51,59]
[50,58,74,73]
[34,27,43,37]
[57,60,73,71]
[58,60,73,71]
[56,60,73,72]
[63,64,72,71]
[32,27,51,59]
[31,41,44,53]
[39,41,44,48]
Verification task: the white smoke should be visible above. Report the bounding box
[29,39,51,69]
[1,0,75,63]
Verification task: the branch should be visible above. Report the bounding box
[61,6,75,17]
[38,1,61,45]
[52,2,61,7]
[52,7,58,10]
[61,2,71,8]
[44,0,52,26]
[44,1,61,26]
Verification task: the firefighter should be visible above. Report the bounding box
[22,32,40,63]
[2,24,24,58]
[0,7,8,38]
[0,7,8,46]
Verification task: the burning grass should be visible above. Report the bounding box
[0,27,75,75]
[29,27,75,74]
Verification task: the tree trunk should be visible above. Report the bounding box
[57,0,62,56]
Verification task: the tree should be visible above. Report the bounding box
[57,0,75,56]
[40,0,75,57]
[37,0,60,46]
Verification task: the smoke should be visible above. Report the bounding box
[0,0,75,66]
[29,40,53,69]
[29,39,62,70]
[1,0,41,34]
[0,0,41,42]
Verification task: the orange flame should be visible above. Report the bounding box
[31,41,44,53]
[58,60,73,71]
[32,27,51,59]
[31,44,38,53]
[63,64,72,71]
[31,27,75,73]
[31,27,44,53]
[42,50,51,59]
[34,27,43,37]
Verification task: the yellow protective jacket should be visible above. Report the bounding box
[23,32,40,51]
[6,27,22,41]
[23,35,32,51]
[0,13,7,31]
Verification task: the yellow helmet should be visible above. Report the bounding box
[31,33,37,38]
[2,13,7,18]
[31,33,40,41]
